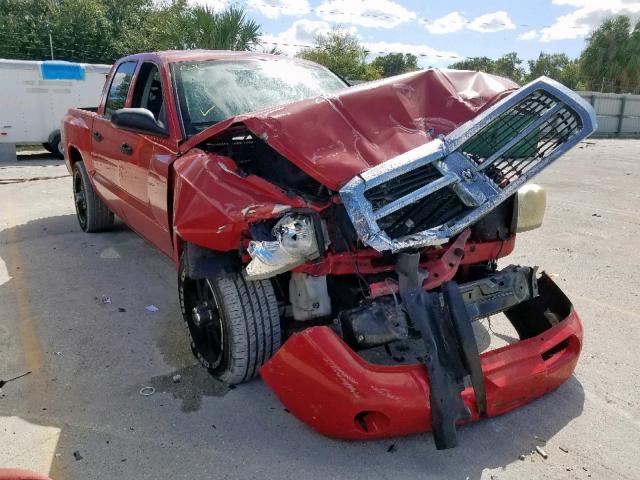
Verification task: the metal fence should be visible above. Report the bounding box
[576,91,640,137]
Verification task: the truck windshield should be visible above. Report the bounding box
[173,59,348,136]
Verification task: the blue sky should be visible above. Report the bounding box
[198,0,640,68]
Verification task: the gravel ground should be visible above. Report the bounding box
[0,140,638,479]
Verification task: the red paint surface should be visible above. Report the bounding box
[63,50,519,264]
[0,470,51,480]
[293,235,515,277]
[260,309,582,440]
[181,68,518,190]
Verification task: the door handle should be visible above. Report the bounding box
[92,131,103,142]
[119,143,133,155]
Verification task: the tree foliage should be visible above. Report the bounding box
[184,5,261,51]
[1,3,639,91]
[526,53,581,89]
[449,15,640,92]
[297,28,382,81]
[580,16,640,92]
[0,0,259,63]
[450,52,525,83]
[370,53,418,77]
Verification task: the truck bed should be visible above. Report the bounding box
[62,107,99,173]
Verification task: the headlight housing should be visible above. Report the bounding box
[512,184,546,233]
[245,213,325,280]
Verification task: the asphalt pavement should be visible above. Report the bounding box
[0,140,639,479]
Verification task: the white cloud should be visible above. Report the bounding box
[540,0,640,41]
[423,10,517,35]
[189,0,229,12]
[424,12,465,34]
[518,29,538,40]
[315,0,416,29]
[467,11,516,32]
[261,19,335,55]
[363,41,463,62]
[248,0,310,19]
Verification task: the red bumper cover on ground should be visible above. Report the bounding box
[260,308,582,440]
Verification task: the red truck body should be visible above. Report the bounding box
[63,50,595,449]
[64,50,516,262]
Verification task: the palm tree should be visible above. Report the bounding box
[187,5,261,51]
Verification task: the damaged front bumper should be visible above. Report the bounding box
[260,272,582,447]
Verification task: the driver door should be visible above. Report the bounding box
[91,61,138,211]
[117,62,176,257]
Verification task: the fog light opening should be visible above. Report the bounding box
[353,410,391,433]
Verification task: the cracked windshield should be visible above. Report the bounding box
[174,59,346,134]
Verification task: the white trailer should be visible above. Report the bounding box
[0,59,111,160]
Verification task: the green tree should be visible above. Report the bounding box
[580,15,640,92]
[185,5,261,51]
[370,53,418,78]
[297,28,382,81]
[0,1,261,63]
[449,52,524,83]
[493,52,525,84]
[526,52,581,88]
[449,56,495,74]
[51,0,116,63]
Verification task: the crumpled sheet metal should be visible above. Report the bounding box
[180,69,518,190]
[172,150,309,252]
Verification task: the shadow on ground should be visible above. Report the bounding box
[0,213,585,479]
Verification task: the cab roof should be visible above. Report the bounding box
[119,50,308,65]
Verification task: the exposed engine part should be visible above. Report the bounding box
[397,252,472,450]
[203,127,330,202]
[512,183,546,232]
[290,273,332,321]
[395,256,542,449]
[245,213,328,280]
[332,265,539,353]
[460,265,539,320]
[469,195,514,242]
[335,297,408,350]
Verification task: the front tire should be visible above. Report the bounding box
[72,161,114,232]
[179,260,281,385]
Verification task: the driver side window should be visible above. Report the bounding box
[104,61,136,117]
[131,63,166,126]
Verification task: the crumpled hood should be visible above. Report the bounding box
[181,69,519,191]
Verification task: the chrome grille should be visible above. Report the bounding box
[460,91,582,188]
[461,90,558,165]
[377,186,471,239]
[340,77,597,253]
[484,106,582,187]
[364,162,442,210]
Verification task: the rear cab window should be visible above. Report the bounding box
[104,61,137,117]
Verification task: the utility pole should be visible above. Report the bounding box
[49,33,54,60]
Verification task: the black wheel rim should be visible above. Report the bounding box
[184,278,226,370]
[73,169,87,230]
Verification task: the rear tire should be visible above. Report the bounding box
[179,260,281,385]
[72,161,114,232]
[47,131,64,159]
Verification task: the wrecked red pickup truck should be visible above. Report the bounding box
[63,50,596,449]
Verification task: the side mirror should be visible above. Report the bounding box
[110,108,168,137]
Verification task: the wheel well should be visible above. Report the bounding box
[182,242,241,279]
[68,146,83,168]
